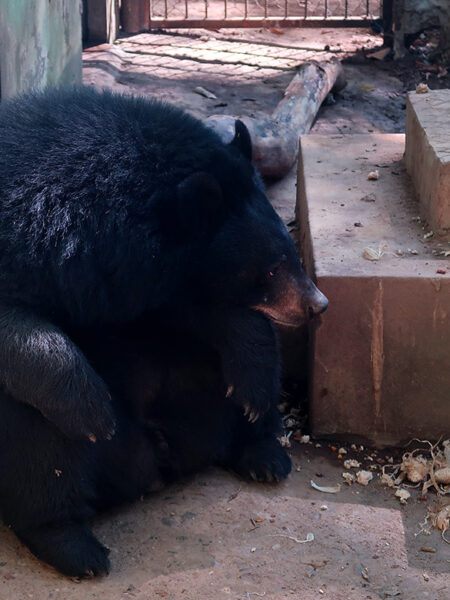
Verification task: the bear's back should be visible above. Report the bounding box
[0,87,256,322]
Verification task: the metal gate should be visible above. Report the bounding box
[121,1,384,32]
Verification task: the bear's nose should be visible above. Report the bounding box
[307,289,328,318]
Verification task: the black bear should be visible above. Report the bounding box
[0,87,328,576]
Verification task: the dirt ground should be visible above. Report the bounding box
[0,443,448,599]
[2,25,448,600]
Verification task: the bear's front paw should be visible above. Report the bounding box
[43,375,116,442]
[230,370,280,423]
[232,438,291,482]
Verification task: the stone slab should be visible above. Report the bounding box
[297,133,450,447]
[405,89,450,239]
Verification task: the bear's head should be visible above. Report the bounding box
[177,120,328,327]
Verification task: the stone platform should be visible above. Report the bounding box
[405,89,450,239]
[297,133,450,447]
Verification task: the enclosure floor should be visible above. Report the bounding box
[83,27,406,228]
[27,27,449,599]
[0,444,448,599]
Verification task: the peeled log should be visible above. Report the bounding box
[205,58,346,178]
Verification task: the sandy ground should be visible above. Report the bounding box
[0,443,448,599]
[1,26,448,599]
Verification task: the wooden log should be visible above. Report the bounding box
[205,58,346,178]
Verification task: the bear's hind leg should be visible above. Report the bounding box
[0,393,109,577]
[16,522,110,578]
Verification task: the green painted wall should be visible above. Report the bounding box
[0,0,82,100]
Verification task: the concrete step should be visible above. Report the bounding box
[405,89,450,239]
[296,133,450,447]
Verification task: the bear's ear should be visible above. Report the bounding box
[176,172,224,234]
[229,119,252,162]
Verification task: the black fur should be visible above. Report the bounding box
[0,86,320,439]
[0,318,291,577]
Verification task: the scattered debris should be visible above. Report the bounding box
[344,459,361,469]
[416,83,430,94]
[363,244,386,261]
[342,472,356,485]
[421,546,436,553]
[320,504,328,511]
[279,435,291,448]
[356,470,373,486]
[436,268,447,275]
[380,439,450,536]
[300,435,311,444]
[428,504,450,543]
[423,231,434,240]
[360,193,376,202]
[368,169,379,180]
[395,488,411,504]
[269,532,314,544]
[311,480,341,494]
[194,86,217,99]
[401,454,429,483]
[367,47,391,61]
[435,468,450,484]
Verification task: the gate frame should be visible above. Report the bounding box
[84,1,394,47]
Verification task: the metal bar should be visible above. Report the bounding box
[366,0,370,18]
[164,0,168,20]
[325,0,328,20]
[185,0,188,19]
[345,0,348,19]
[382,0,395,47]
[147,16,379,29]
[244,0,248,20]
[284,0,288,20]
[224,0,227,20]
[122,0,150,32]
[305,0,308,19]
[264,0,268,19]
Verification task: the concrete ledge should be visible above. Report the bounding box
[405,90,450,239]
[297,133,450,447]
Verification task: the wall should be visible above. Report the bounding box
[0,0,82,100]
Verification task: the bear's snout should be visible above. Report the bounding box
[304,287,328,318]
[253,267,328,327]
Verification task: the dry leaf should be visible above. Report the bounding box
[356,470,373,486]
[395,488,411,504]
[416,83,430,94]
